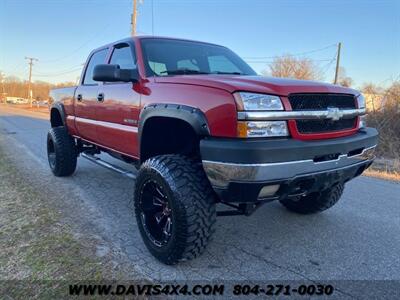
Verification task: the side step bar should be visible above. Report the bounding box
[81,152,137,179]
[82,153,265,216]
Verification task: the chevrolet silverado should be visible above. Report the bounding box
[48,36,378,264]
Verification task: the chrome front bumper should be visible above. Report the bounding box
[202,146,376,189]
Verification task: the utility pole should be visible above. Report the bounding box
[131,0,143,36]
[131,0,138,36]
[25,56,38,107]
[334,42,342,84]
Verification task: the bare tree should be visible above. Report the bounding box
[385,81,400,110]
[366,81,400,160]
[0,71,5,102]
[337,67,353,87]
[361,83,383,112]
[362,83,380,95]
[262,55,321,80]
[1,75,75,100]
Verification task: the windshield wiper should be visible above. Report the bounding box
[160,69,209,75]
[211,71,243,75]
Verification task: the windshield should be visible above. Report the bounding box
[140,38,256,77]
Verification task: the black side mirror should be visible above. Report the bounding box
[93,64,138,83]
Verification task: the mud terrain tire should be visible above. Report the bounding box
[134,154,216,264]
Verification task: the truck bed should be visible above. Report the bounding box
[49,86,77,105]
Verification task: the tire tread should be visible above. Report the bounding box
[134,154,216,264]
[279,184,344,214]
[47,126,77,177]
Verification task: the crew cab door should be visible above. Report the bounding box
[74,48,108,142]
[96,42,140,158]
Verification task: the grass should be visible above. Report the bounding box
[0,146,122,298]
[364,168,400,181]
[362,157,400,182]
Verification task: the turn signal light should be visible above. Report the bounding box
[237,121,289,138]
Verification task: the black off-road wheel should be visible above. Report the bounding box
[47,126,77,177]
[279,183,344,214]
[134,154,217,265]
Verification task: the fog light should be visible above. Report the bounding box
[359,115,367,128]
[258,184,280,198]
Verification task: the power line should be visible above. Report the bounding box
[2,61,28,77]
[39,23,113,64]
[319,56,337,78]
[33,67,83,77]
[376,73,400,86]
[243,44,337,60]
[32,63,84,76]
[245,58,335,64]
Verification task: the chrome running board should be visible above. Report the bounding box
[81,152,136,179]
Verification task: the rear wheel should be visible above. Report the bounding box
[134,154,216,264]
[279,183,344,214]
[47,126,77,177]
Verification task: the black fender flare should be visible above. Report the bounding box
[138,103,210,156]
[50,102,66,127]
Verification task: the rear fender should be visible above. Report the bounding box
[50,103,66,127]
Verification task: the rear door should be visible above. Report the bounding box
[74,48,108,142]
[96,42,140,158]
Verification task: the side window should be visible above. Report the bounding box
[208,55,241,73]
[110,45,136,69]
[83,49,108,85]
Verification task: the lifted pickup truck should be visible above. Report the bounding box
[48,36,378,264]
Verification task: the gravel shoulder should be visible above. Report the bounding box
[0,134,139,299]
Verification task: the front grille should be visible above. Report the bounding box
[288,94,357,135]
[296,118,357,134]
[289,94,357,134]
[288,93,356,110]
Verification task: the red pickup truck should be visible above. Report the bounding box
[48,36,378,264]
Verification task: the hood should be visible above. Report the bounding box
[155,75,359,96]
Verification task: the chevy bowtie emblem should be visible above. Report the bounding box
[326,107,343,121]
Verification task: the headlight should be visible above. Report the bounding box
[234,92,284,111]
[237,121,288,137]
[357,94,365,109]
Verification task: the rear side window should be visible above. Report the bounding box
[83,48,108,85]
[110,45,136,69]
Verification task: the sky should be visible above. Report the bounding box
[0,0,399,88]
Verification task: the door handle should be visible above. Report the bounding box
[76,94,82,102]
[97,93,104,102]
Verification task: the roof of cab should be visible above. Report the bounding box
[91,35,224,53]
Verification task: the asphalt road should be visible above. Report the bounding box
[1,105,399,296]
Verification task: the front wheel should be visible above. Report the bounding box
[134,154,217,264]
[279,183,344,214]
